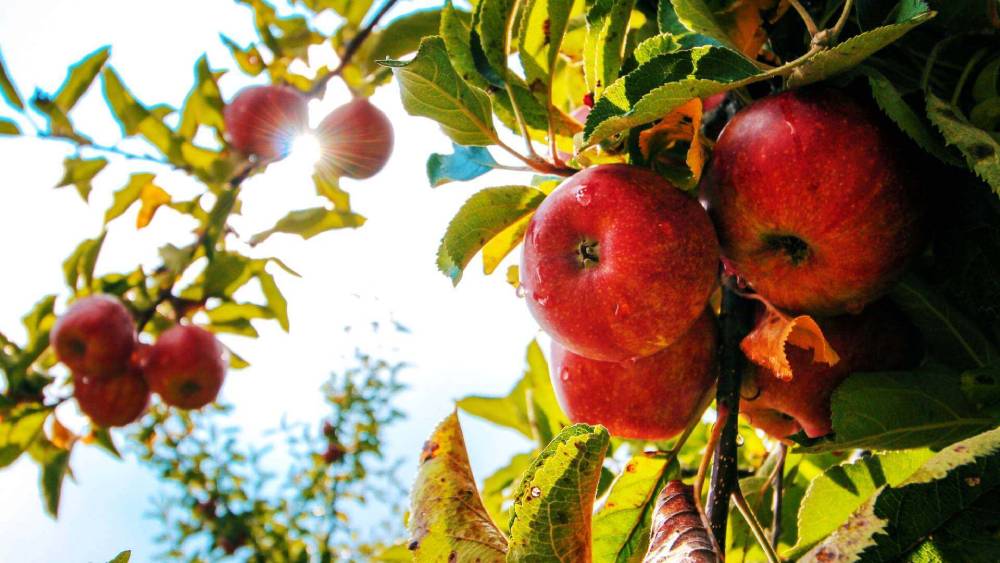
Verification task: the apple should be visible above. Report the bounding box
[224,85,309,160]
[316,97,394,179]
[51,295,136,378]
[741,301,921,439]
[702,87,926,316]
[521,164,719,362]
[143,325,227,409]
[73,369,150,427]
[550,311,717,440]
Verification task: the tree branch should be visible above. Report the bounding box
[307,0,401,99]
[706,284,753,547]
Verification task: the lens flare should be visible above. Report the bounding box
[286,133,323,169]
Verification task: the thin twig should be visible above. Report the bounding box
[732,488,781,563]
[770,443,787,549]
[307,0,401,98]
[829,0,855,43]
[788,0,819,37]
[706,284,753,548]
[34,133,175,167]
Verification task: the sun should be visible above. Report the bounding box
[285,133,323,170]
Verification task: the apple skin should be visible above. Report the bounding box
[316,98,394,179]
[73,369,150,427]
[702,88,926,316]
[550,311,717,440]
[51,295,137,378]
[521,164,719,362]
[224,85,309,160]
[143,325,227,409]
[741,301,921,439]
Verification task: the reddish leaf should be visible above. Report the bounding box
[740,296,840,381]
[643,481,718,562]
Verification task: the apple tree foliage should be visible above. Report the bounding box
[2,0,1000,561]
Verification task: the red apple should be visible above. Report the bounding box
[224,85,309,160]
[521,164,719,362]
[703,87,926,316]
[73,369,150,427]
[143,325,227,409]
[51,295,136,378]
[316,97,394,179]
[550,311,718,440]
[741,301,921,439]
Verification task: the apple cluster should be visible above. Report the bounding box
[521,87,927,442]
[223,85,394,179]
[51,295,227,427]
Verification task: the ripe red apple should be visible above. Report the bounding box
[51,295,136,378]
[741,302,920,439]
[143,325,227,409]
[224,85,309,160]
[316,97,394,179]
[550,311,718,440]
[521,164,719,362]
[703,87,926,316]
[73,369,150,427]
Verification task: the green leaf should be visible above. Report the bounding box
[482,452,535,529]
[862,66,960,165]
[787,7,935,87]
[787,449,935,558]
[0,117,20,135]
[803,426,1000,562]
[255,266,289,332]
[206,302,275,324]
[249,207,366,246]
[426,143,500,187]
[669,0,752,55]
[519,0,574,91]
[902,489,1000,563]
[29,438,71,517]
[90,427,121,459]
[220,35,265,76]
[507,424,610,561]
[54,47,111,113]
[361,8,446,75]
[0,49,24,110]
[327,0,373,26]
[926,93,1000,196]
[408,412,509,562]
[592,455,676,563]
[458,339,565,444]
[32,94,88,142]
[891,274,999,369]
[584,0,637,95]
[107,551,131,563]
[0,404,51,468]
[634,33,681,64]
[796,371,996,453]
[584,46,761,145]
[55,156,108,202]
[178,56,225,140]
[101,67,176,157]
[437,185,546,285]
[313,173,351,210]
[382,36,498,146]
[62,231,107,292]
[104,173,156,224]
[474,0,517,83]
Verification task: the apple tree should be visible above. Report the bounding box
[2,0,1000,561]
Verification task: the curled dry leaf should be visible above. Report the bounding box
[643,481,718,563]
[740,295,840,381]
[638,99,707,185]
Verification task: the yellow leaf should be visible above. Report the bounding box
[136,183,171,229]
[482,213,534,275]
[50,416,77,450]
[506,265,520,289]
[740,295,840,381]
[638,98,707,185]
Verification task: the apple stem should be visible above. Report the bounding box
[706,284,754,548]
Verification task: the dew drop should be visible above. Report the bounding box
[530,486,542,498]
[575,186,592,206]
[560,368,571,382]
[515,285,526,298]
[613,302,631,319]
[536,294,550,307]
[735,434,745,447]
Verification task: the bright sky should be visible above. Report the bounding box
[0,1,539,560]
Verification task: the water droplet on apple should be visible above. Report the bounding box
[613,302,631,319]
[560,368,570,382]
[515,285,526,298]
[658,222,674,237]
[536,294,550,307]
[575,186,592,206]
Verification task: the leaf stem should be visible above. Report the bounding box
[307,0,401,99]
[732,487,781,563]
[830,0,855,43]
[951,47,988,107]
[770,443,787,548]
[788,0,819,37]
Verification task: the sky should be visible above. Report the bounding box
[0,1,542,560]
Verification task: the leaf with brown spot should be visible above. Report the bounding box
[740,297,839,381]
[409,412,508,562]
[643,481,718,562]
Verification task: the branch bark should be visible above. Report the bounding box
[308,0,401,98]
[706,284,753,547]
